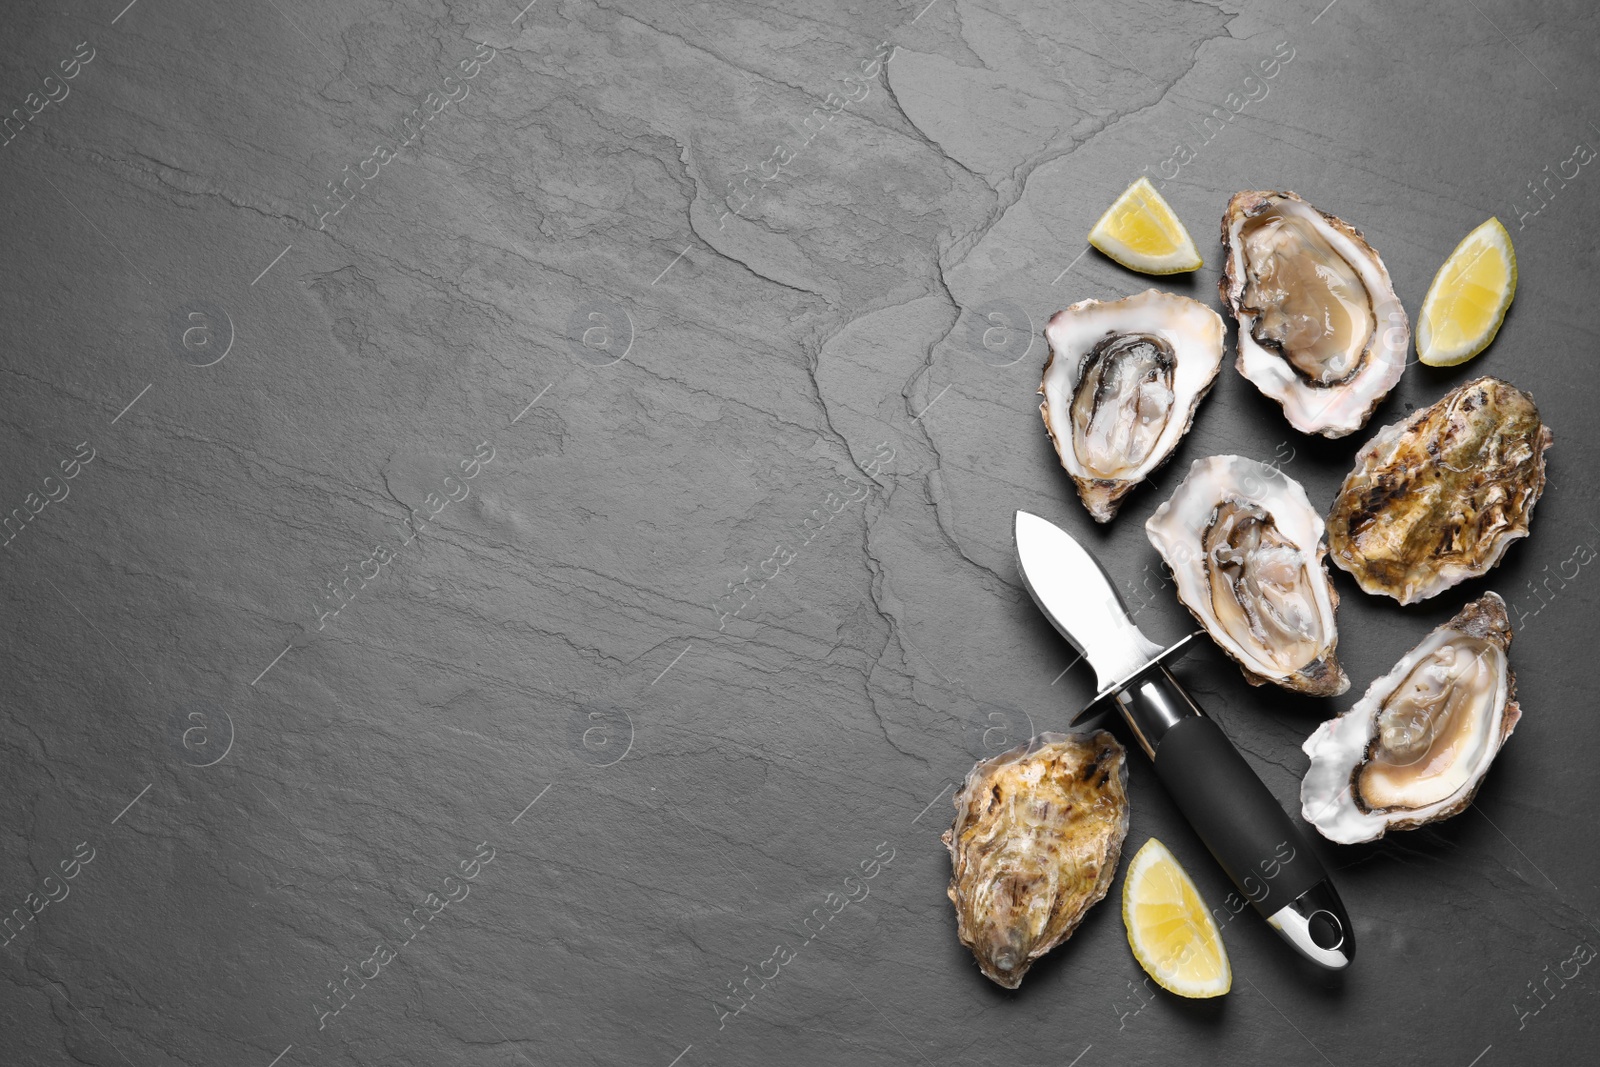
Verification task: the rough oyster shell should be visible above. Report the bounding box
[943,731,1129,989]
[1301,593,1520,844]
[1040,290,1225,522]
[1327,376,1553,605]
[1220,191,1408,438]
[1146,455,1348,696]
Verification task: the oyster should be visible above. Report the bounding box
[1327,376,1553,605]
[1040,290,1225,521]
[1146,455,1348,696]
[943,731,1129,989]
[1301,593,1520,844]
[1220,191,1408,438]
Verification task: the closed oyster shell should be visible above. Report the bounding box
[1220,191,1408,438]
[1146,455,1348,696]
[943,731,1129,989]
[1301,593,1520,844]
[1040,290,1225,521]
[1327,376,1553,605]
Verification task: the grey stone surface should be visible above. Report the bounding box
[2,0,1598,1064]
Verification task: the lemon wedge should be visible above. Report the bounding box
[1122,838,1230,998]
[1417,218,1517,366]
[1087,177,1203,274]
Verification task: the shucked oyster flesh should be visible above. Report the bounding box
[1220,191,1408,438]
[943,731,1129,988]
[1327,376,1553,605]
[1146,455,1348,696]
[1302,593,1520,843]
[1040,290,1225,521]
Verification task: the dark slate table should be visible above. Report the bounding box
[2,1,1596,1064]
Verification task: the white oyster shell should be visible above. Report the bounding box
[1146,455,1347,696]
[1220,191,1407,439]
[1301,593,1520,844]
[1040,290,1224,522]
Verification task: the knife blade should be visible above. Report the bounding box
[1014,511,1164,691]
[1014,509,1354,971]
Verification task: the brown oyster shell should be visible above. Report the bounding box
[942,731,1129,988]
[1327,377,1553,605]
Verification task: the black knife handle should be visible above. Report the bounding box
[1114,667,1354,969]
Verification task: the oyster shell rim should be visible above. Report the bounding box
[1300,592,1521,844]
[1039,288,1226,522]
[1218,189,1408,440]
[1145,453,1349,697]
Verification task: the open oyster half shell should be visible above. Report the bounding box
[1220,191,1408,438]
[1301,593,1520,844]
[1327,376,1553,605]
[1040,290,1225,522]
[1146,455,1348,696]
[943,731,1129,989]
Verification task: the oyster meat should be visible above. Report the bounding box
[1220,191,1408,438]
[1040,290,1225,521]
[1327,376,1553,605]
[943,731,1129,989]
[1146,455,1348,696]
[1301,593,1520,844]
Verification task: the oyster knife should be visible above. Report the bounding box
[1015,510,1354,971]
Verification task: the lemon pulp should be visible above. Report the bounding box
[1417,217,1517,367]
[1087,177,1203,275]
[1121,838,1231,998]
